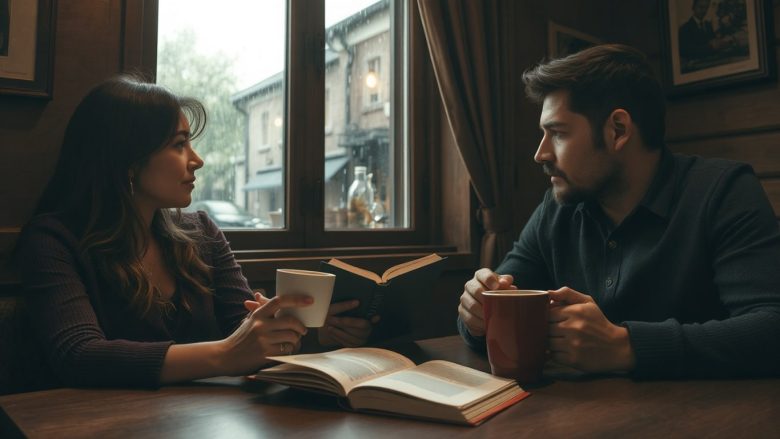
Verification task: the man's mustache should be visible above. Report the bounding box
[542,162,565,179]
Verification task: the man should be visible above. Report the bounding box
[678,0,717,62]
[457,44,780,379]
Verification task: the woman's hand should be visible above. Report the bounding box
[318,300,379,348]
[244,291,270,314]
[219,294,312,376]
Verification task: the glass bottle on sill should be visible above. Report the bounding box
[371,198,387,228]
[347,166,373,228]
[366,173,387,228]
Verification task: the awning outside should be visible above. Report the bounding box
[324,155,350,180]
[243,167,282,191]
[243,155,349,191]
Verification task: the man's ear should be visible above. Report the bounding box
[604,109,632,152]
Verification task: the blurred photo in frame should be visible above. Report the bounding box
[660,0,774,95]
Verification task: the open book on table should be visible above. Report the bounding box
[320,253,447,320]
[247,347,529,426]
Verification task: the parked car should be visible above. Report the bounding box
[186,200,269,229]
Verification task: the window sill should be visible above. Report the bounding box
[235,245,477,282]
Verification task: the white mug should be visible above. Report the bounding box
[275,269,336,327]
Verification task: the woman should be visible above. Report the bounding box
[17,75,373,388]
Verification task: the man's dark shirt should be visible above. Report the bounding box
[459,149,780,378]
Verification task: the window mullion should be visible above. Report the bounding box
[288,0,326,246]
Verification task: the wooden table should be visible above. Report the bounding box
[1,336,779,438]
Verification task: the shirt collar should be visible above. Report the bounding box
[637,147,676,219]
[574,147,676,220]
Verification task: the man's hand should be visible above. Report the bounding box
[458,268,516,337]
[318,300,379,348]
[548,287,636,373]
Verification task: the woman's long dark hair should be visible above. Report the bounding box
[35,74,213,317]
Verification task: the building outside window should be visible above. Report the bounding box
[366,56,381,105]
[260,111,269,146]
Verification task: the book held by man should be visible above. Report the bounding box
[320,253,447,320]
[247,347,529,426]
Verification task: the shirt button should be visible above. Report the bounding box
[608,240,618,250]
[606,277,614,287]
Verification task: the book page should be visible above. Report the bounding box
[381,254,442,282]
[352,360,517,408]
[267,348,415,393]
[327,258,382,284]
[249,363,345,395]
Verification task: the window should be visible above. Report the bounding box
[155,0,435,251]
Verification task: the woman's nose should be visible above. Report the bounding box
[190,150,204,170]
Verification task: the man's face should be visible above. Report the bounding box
[534,90,619,205]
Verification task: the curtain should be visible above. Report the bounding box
[417,0,521,268]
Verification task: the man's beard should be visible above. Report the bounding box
[542,162,614,206]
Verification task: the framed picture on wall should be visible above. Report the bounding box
[547,22,602,59]
[0,0,56,98]
[659,0,775,96]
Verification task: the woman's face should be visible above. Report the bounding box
[133,113,204,210]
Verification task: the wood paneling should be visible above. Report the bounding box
[669,130,780,177]
[665,48,780,141]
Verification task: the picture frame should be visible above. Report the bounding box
[659,0,774,96]
[0,0,56,98]
[547,22,602,59]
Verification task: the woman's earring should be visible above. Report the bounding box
[129,177,135,195]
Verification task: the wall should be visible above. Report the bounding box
[0,0,134,280]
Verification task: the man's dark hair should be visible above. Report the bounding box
[522,44,665,150]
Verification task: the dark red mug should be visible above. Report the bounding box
[483,290,549,383]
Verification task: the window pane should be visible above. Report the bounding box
[157,0,287,230]
[323,0,408,230]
